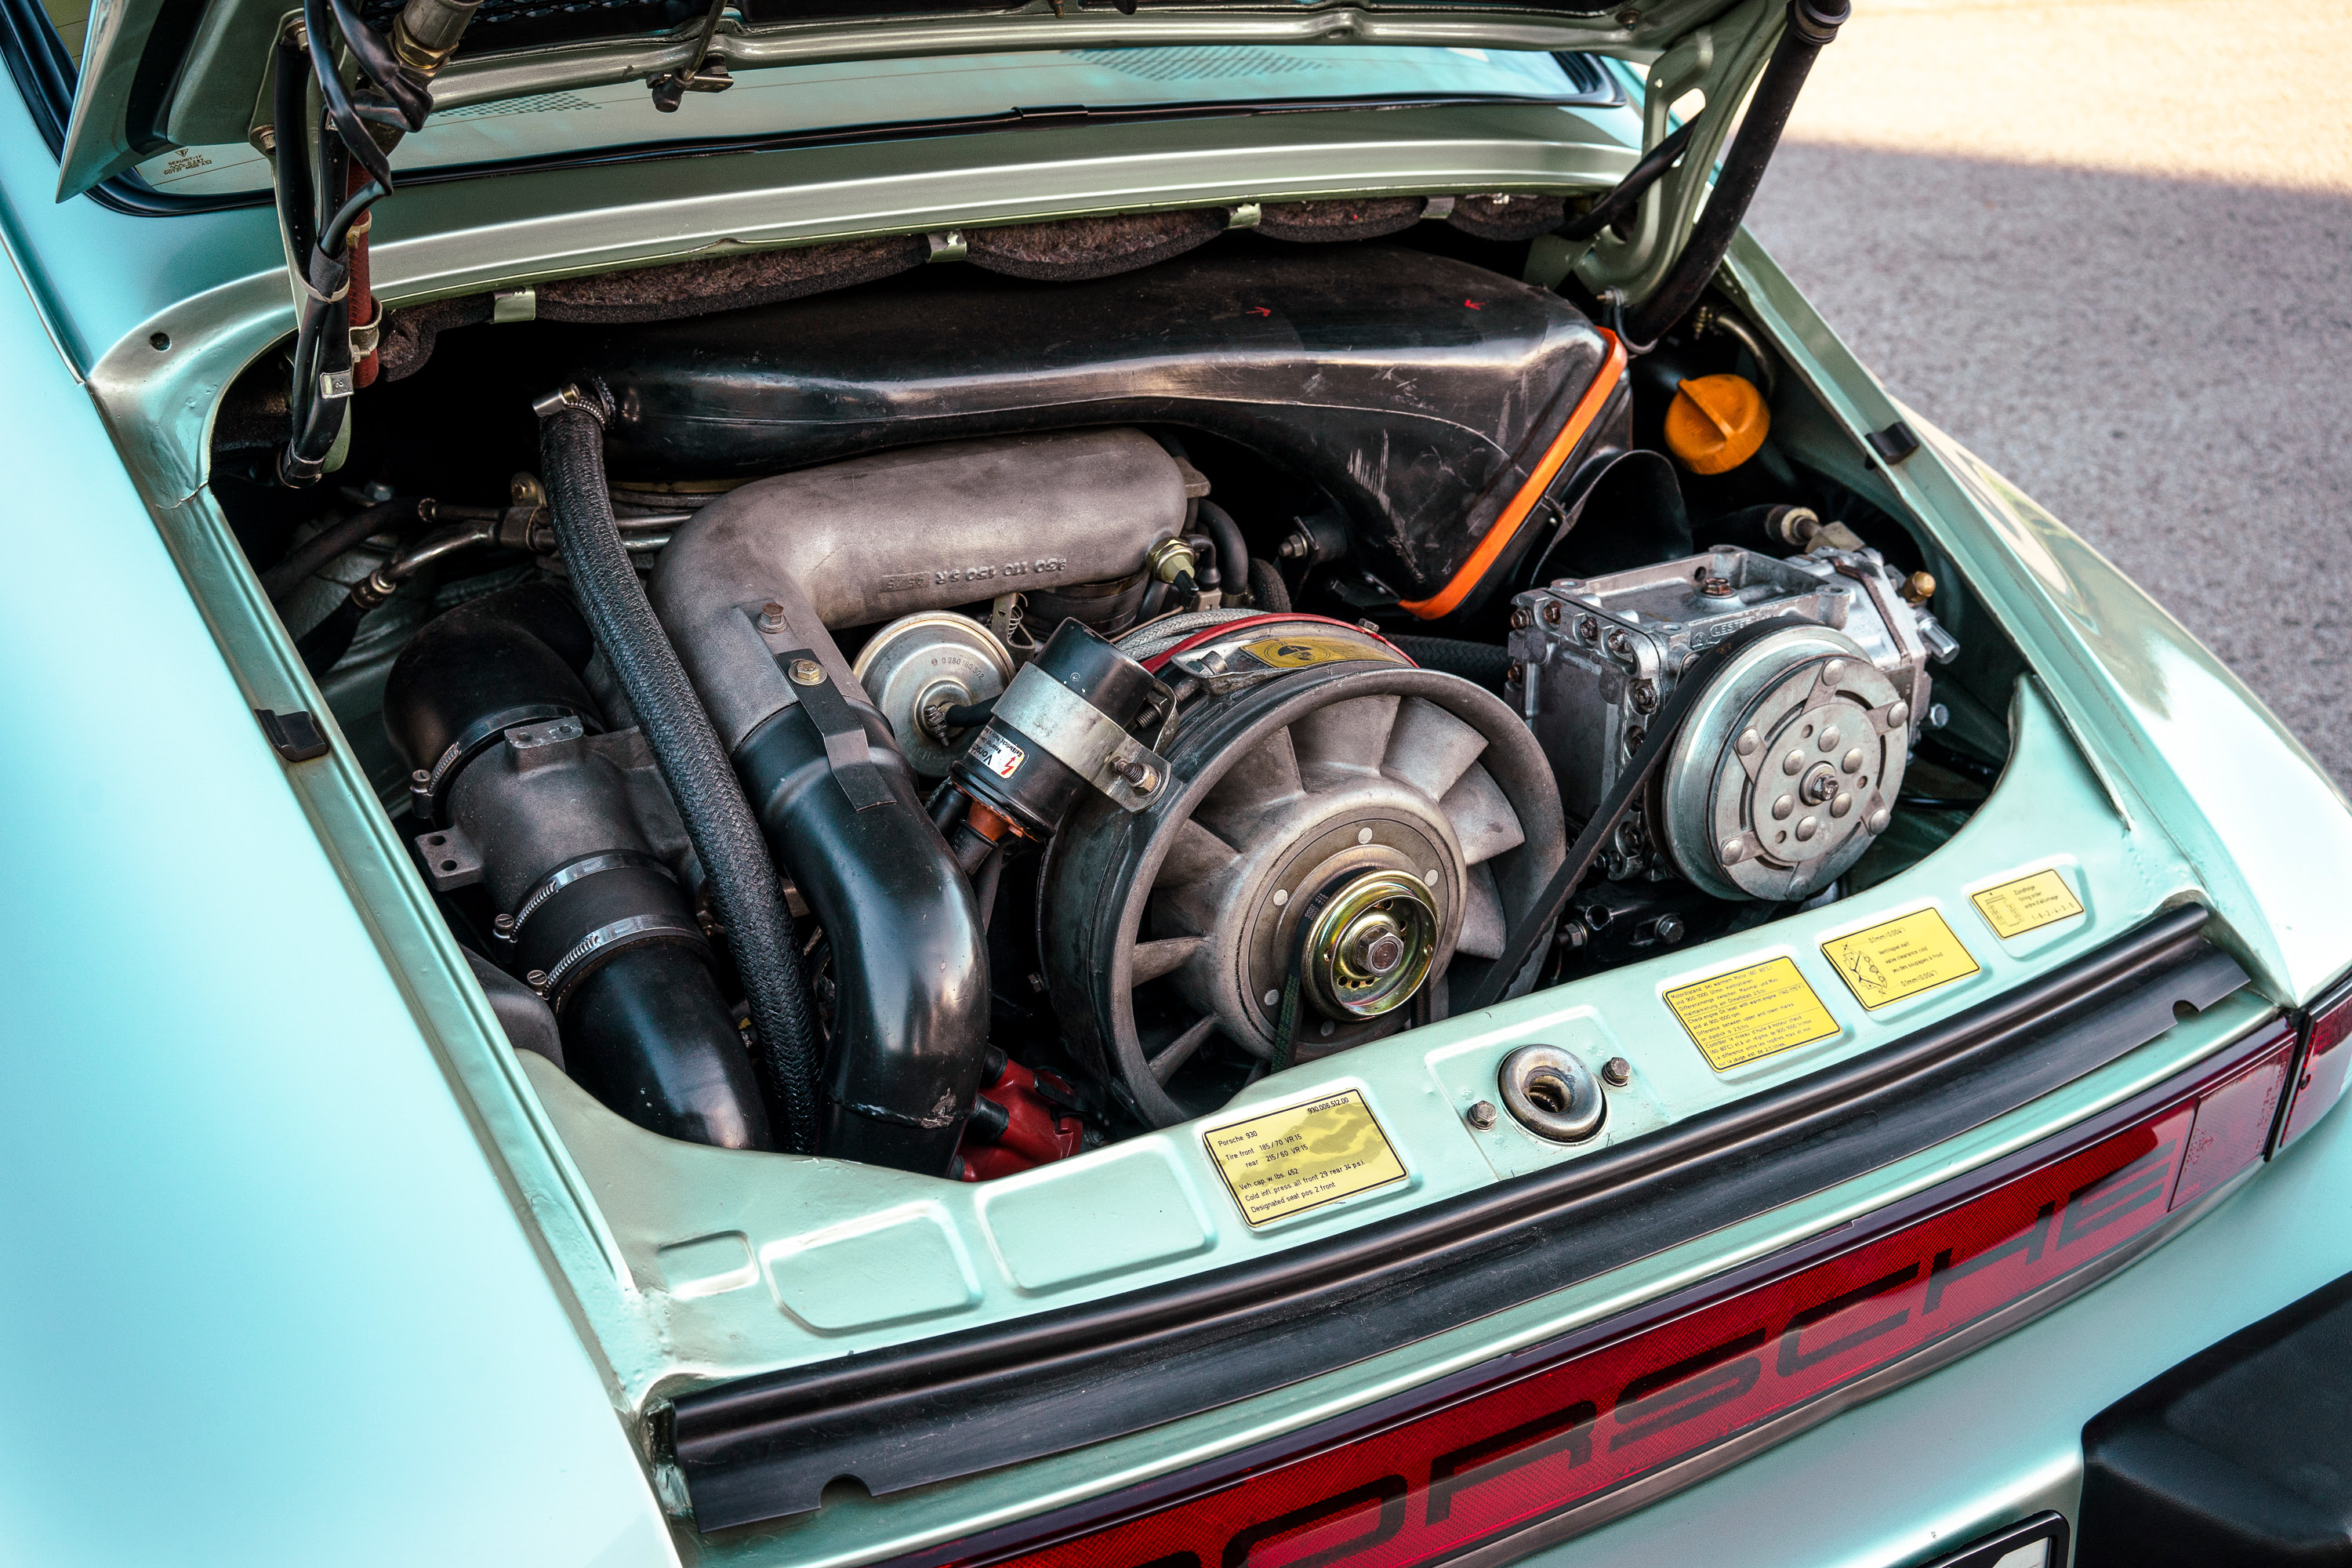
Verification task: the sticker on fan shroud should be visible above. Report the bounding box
[1203,1090,1406,1225]
[1664,957,1843,1072]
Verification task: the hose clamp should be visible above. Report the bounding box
[530,376,614,426]
[414,702,587,826]
[535,913,709,1007]
[507,849,677,941]
[991,662,1171,812]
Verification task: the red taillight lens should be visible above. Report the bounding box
[935,1021,2296,1568]
[2279,982,2352,1151]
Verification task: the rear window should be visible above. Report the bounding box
[127,44,1613,198]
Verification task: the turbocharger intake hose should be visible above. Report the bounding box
[733,703,991,1175]
[537,384,824,1154]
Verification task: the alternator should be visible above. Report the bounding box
[1507,545,1958,900]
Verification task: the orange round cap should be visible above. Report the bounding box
[1664,373,1769,475]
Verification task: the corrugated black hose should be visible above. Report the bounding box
[535,382,824,1154]
[1618,0,1848,350]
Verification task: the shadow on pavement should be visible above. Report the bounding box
[1748,143,2352,788]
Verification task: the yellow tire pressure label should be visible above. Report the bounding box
[1664,957,1842,1072]
[1970,869,2085,940]
[1204,1089,1406,1225]
[1823,909,1981,1009]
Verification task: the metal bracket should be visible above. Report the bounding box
[776,649,893,811]
[414,822,485,891]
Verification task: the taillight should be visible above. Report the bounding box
[913,1018,2296,1568]
[2278,976,2352,1151]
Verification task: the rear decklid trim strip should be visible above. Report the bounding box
[670,904,2244,1527]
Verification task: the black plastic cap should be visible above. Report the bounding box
[254,707,330,762]
[2080,1269,2352,1565]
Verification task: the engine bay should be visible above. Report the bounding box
[215,216,2006,1181]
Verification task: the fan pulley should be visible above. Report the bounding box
[1041,619,1565,1127]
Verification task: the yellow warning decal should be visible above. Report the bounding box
[1664,957,1842,1072]
[1233,635,1403,671]
[1971,869,2085,940]
[1203,1089,1406,1225]
[1823,909,1981,1010]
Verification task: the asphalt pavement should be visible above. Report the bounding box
[1744,0,2352,788]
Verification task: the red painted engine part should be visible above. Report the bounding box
[956,1057,1086,1181]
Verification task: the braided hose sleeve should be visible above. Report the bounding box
[537,390,823,1154]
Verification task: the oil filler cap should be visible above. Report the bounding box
[1664,373,1769,475]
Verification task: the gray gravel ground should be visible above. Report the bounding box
[1741,0,2352,787]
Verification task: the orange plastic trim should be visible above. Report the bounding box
[1397,328,1628,620]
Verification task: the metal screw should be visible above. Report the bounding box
[1867,808,1893,833]
[1543,600,1563,625]
[524,968,550,992]
[1888,701,1911,728]
[1614,5,1639,24]
[1697,575,1733,597]
[1576,614,1599,643]
[1506,661,1523,684]
[1557,923,1587,950]
[492,913,516,939]
[1279,532,1308,560]
[1624,724,1646,753]
[1601,1057,1632,1087]
[1720,837,1746,864]
[1903,571,1936,605]
[1655,914,1686,944]
[1629,679,1658,714]
[758,601,789,634]
[1466,1100,1499,1130]
[1823,659,1846,684]
[1511,606,1532,630]
[1111,757,1157,790]
[411,768,431,786]
[1606,629,1634,659]
[788,658,825,685]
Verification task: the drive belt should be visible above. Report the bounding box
[1461,615,1803,1014]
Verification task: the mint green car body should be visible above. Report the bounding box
[2,30,2349,1568]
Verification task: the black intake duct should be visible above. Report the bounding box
[383,583,775,1150]
[534,245,1614,609]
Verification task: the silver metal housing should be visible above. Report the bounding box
[648,428,1186,750]
[1508,544,1953,895]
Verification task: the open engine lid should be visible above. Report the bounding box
[53,0,1751,200]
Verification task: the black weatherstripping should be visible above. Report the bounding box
[670,904,2245,1529]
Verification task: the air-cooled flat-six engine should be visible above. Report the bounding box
[278,236,1965,1178]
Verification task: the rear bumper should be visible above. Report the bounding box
[1515,1033,2352,1566]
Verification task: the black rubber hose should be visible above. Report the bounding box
[537,384,823,1155]
[1621,0,1848,349]
[1247,556,1292,613]
[1557,117,1700,244]
[263,496,426,602]
[1198,502,1250,606]
[1388,635,1512,693]
[296,596,365,676]
[269,38,315,266]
